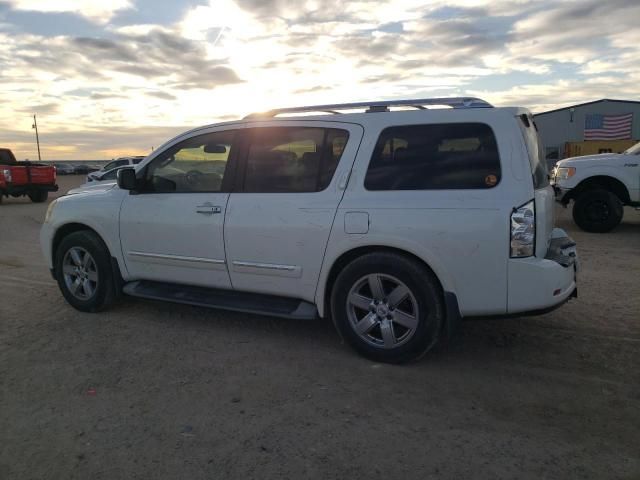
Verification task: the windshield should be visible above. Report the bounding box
[624,142,640,155]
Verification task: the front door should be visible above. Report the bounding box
[224,122,363,303]
[119,128,239,288]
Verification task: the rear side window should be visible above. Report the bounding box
[242,127,349,193]
[364,123,501,191]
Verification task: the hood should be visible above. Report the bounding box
[67,181,117,195]
[557,152,620,167]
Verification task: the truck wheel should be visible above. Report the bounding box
[331,252,444,363]
[55,231,117,312]
[572,189,623,233]
[28,190,48,203]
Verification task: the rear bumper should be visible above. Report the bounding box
[2,183,59,194]
[507,228,578,315]
[38,183,58,192]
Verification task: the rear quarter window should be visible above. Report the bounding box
[0,149,17,164]
[364,123,501,191]
[518,114,549,189]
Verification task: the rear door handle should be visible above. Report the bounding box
[196,204,222,215]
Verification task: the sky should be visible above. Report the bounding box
[0,0,638,160]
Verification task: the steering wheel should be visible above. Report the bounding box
[185,169,204,186]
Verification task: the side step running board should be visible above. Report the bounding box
[123,280,318,320]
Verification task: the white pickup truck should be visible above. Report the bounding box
[552,142,640,232]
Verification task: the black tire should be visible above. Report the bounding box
[572,189,623,233]
[28,190,48,203]
[54,231,117,312]
[330,252,444,363]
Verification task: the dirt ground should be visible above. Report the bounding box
[1,175,639,480]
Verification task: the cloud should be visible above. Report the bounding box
[15,102,59,115]
[471,73,640,114]
[3,0,133,23]
[3,125,186,160]
[89,92,127,100]
[145,91,177,101]
[510,0,640,63]
[2,28,243,90]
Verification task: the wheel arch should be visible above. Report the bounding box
[52,223,102,261]
[51,222,125,284]
[566,175,630,204]
[317,244,455,318]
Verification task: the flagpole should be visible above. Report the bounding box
[32,114,42,161]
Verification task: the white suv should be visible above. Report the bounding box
[40,98,578,363]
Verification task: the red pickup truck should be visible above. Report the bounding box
[1,148,58,204]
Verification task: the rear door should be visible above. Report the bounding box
[224,122,363,303]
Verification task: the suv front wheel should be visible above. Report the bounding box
[55,231,117,312]
[331,252,444,363]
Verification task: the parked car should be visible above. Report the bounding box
[72,164,99,175]
[87,156,145,183]
[83,165,128,185]
[40,97,578,363]
[54,163,75,175]
[1,148,58,203]
[552,141,640,232]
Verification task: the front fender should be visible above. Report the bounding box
[41,190,128,277]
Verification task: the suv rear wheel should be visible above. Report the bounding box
[331,252,444,363]
[55,231,117,312]
[572,189,623,233]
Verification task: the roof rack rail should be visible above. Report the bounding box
[244,97,493,119]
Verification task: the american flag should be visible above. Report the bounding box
[584,113,633,140]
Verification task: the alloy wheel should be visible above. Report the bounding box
[346,273,419,349]
[62,247,99,300]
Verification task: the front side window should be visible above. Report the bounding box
[144,130,235,193]
[242,127,349,193]
[365,123,501,190]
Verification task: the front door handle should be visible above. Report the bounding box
[196,204,222,215]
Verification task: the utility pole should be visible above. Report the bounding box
[32,114,42,161]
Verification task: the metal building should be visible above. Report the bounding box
[534,99,640,168]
